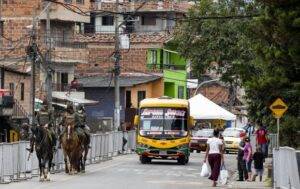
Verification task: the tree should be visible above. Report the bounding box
[172,0,300,148]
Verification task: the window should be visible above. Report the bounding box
[125,91,132,108]
[64,0,72,3]
[141,16,156,26]
[137,91,146,107]
[102,16,114,26]
[163,51,170,65]
[20,83,24,101]
[178,86,184,99]
[76,0,84,4]
[0,21,3,47]
[9,83,14,96]
[149,50,157,64]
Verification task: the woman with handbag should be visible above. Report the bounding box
[204,129,224,187]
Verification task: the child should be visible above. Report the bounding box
[252,146,264,181]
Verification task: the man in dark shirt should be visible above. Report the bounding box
[252,147,264,181]
[237,136,248,181]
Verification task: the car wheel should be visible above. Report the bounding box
[190,149,194,153]
[140,156,151,164]
[196,150,201,153]
[185,157,189,164]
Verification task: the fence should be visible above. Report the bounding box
[273,147,300,189]
[250,133,277,155]
[0,131,136,184]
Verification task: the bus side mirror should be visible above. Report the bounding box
[134,115,140,126]
[188,116,195,128]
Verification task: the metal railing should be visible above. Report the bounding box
[12,99,29,119]
[0,131,136,184]
[273,147,300,189]
[250,133,277,155]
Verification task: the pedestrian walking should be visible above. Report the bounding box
[243,137,253,181]
[252,146,264,182]
[244,121,255,137]
[237,134,248,181]
[204,129,224,187]
[255,123,268,158]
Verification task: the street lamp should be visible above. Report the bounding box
[193,79,220,96]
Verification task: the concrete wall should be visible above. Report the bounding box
[83,87,126,121]
[126,78,164,108]
[163,70,187,99]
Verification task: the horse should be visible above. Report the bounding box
[30,126,54,181]
[61,120,86,174]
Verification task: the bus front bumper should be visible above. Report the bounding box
[136,146,189,159]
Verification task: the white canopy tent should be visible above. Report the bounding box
[189,94,236,121]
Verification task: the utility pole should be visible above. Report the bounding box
[29,19,37,125]
[114,0,121,131]
[45,2,52,109]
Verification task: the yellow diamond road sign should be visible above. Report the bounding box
[269,98,288,118]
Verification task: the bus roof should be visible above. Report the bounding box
[139,97,189,108]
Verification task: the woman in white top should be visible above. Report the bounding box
[204,129,224,187]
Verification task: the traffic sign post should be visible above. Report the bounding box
[269,98,288,149]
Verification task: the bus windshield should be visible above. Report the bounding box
[139,108,188,138]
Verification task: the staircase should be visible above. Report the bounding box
[11,99,29,123]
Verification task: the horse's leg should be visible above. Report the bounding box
[38,158,44,182]
[46,154,53,181]
[81,146,88,173]
[63,149,69,174]
[39,158,45,181]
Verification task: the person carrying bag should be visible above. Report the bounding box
[204,129,224,187]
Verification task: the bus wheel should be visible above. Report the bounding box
[140,156,151,164]
[185,157,189,164]
[177,156,186,165]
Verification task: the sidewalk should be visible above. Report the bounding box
[227,158,272,189]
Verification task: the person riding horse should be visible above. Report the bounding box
[27,101,57,153]
[74,104,90,148]
[59,103,89,147]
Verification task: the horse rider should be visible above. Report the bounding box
[75,104,91,148]
[59,103,75,147]
[27,101,57,153]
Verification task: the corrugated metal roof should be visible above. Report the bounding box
[78,74,162,88]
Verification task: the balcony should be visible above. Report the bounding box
[39,0,90,23]
[39,35,89,64]
[51,83,84,92]
[0,90,14,116]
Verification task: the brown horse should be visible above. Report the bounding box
[62,124,88,174]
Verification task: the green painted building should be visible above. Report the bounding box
[147,48,188,99]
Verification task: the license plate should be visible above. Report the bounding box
[159,151,167,155]
[191,139,198,143]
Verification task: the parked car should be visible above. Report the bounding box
[189,129,214,153]
[222,128,246,153]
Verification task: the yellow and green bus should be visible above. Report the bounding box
[134,97,194,165]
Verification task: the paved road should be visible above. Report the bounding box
[3,153,240,189]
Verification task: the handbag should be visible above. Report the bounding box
[200,163,211,177]
[219,164,228,185]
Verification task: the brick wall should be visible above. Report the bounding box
[76,45,157,75]
[198,84,229,105]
